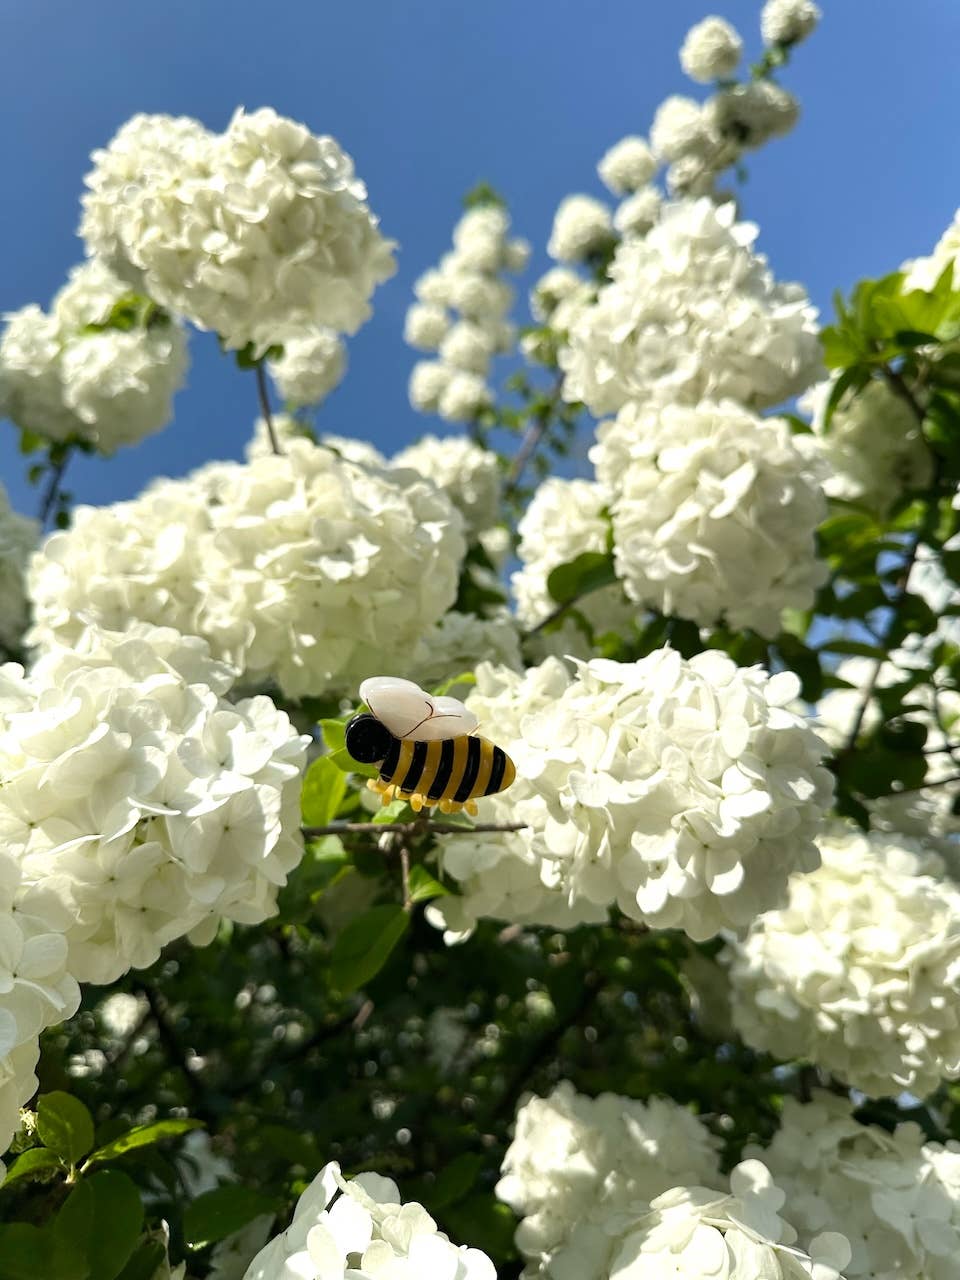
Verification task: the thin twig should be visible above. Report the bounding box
[301,820,528,838]
[504,374,564,496]
[892,773,960,795]
[255,362,283,456]
[38,450,71,529]
[399,844,412,912]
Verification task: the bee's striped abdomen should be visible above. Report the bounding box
[379,734,515,807]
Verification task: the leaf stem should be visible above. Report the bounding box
[38,449,72,529]
[255,362,283,456]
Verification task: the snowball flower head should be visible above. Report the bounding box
[497,1082,722,1279]
[650,96,722,162]
[614,186,663,239]
[429,650,833,943]
[438,369,492,423]
[408,612,522,689]
[680,16,743,83]
[750,1092,960,1279]
[80,109,396,353]
[266,327,346,408]
[729,826,960,1097]
[761,0,821,46]
[559,198,822,416]
[0,622,309,984]
[0,260,187,453]
[903,208,960,292]
[798,376,933,517]
[592,399,827,637]
[392,434,501,536]
[242,1160,495,1280]
[548,195,614,263]
[0,484,38,655]
[598,137,658,195]
[28,440,465,701]
[708,81,801,150]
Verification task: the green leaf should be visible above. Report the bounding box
[326,747,378,779]
[442,1194,518,1264]
[1,1146,64,1186]
[546,551,617,607]
[373,798,414,824]
[55,1171,144,1280]
[822,365,871,430]
[301,756,349,827]
[114,1243,166,1280]
[407,865,450,903]
[182,1185,275,1250]
[429,1153,483,1209]
[0,1223,86,1280]
[38,1092,95,1164]
[84,1118,203,1168]
[330,904,410,994]
[430,671,477,697]
[318,718,347,754]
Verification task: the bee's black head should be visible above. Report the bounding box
[344,714,394,764]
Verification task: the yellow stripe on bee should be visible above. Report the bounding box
[472,738,495,799]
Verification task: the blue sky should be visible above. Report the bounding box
[2,0,959,520]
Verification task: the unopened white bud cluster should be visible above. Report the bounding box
[0,622,309,986]
[749,1092,960,1278]
[730,826,960,1098]
[406,203,527,422]
[81,109,396,354]
[429,650,832,944]
[0,483,38,654]
[560,199,822,417]
[0,259,187,453]
[680,16,743,83]
[266,327,346,409]
[242,1161,495,1280]
[548,195,615,264]
[761,0,821,47]
[27,438,466,701]
[592,399,828,636]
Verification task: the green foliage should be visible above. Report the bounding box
[330,904,410,993]
[37,1093,94,1165]
[301,757,349,827]
[85,1119,204,1168]
[546,550,618,609]
[182,1185,275,1249]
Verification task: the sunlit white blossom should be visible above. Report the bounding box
[680,16,743,83]
[266,328,346,408]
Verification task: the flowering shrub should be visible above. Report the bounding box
[2,6,960,1280]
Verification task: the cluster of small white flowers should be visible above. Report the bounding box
[0,622,309,986]
[0,259,187,453]
[266,327,346,409]
[750,1092,960,1279]
[0,844,80,1178]
[729,825,960,1097]
[592,400,827,636]
[406,203,527,422]
[27,438,466,701]
[604,1162,849,1280]
[429,649,832,944]
[548,195,614,264]
[80,109,396,354]
[559,199,822,416]
[408,612,523,689]
[0,483,37,655]
[680,16,743,83]
[761,0,822,47]
[903,207,960,293]
[242,1161,495,1280]
[597,137,658,197]
[511,476,637,657]
[496,1082,722,1278]
[392,434,502,537]
[798,377,933,517]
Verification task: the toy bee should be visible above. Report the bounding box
[344,676,516,816]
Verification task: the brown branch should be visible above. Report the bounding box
[301,820,528,838]
[504,374,564,496]
[255,362,283,455]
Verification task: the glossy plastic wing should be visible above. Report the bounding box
[359,676,478,741]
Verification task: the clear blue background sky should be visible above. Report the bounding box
[2,0,958,520]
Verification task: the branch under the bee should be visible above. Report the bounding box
[301,820,528,838]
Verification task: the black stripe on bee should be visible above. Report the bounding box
[485,746,507,795]
[380,735,402,780]
[427,738,456,800]
[400,740,428,793]
[453,736,483,803]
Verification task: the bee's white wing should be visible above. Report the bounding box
[410,695,478,741]
[359,676,436,739]
[358,677,478,741]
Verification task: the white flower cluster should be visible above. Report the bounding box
[409,611,523,689]
[393,434,501,537]
[752,1092,960,1279]
[597,138,658,198]
[80,109,396,353]
[0,845,80,1178]
[429,650,832,944]
[0,622,309,985]
[761,0,821,47]
[680,16,743,83]
[27,438,466,701]
[592,400,827,636]
[511,476,637,657]
[0,259,188,453]
[903,207,960,292]
[798,376,933,517]
[243,1160,495,1280]
[266,327,346,409]
[729,825,960,1097]
[407,203,527,422]
[548,195,614,264]
[497,1082,722,1278]
[0,483,37,655]
[559,199,822,417]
